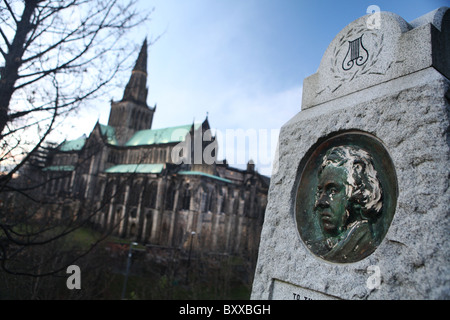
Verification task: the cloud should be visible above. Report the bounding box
[215,85,302,130]
[150,82,302,176]
[210,84,303,176]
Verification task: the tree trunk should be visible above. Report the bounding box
[0,1,39,136]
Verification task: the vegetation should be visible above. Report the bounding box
[0,224,254,299]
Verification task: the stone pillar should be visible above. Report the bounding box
[118,185,130,237]
[150,178,165,244]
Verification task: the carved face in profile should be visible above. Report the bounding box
[314,165,349,237]
[296,133,398,264]
[312,145,383,261]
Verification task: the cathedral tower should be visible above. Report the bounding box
[108,39,156,145]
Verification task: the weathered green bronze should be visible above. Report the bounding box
[295,131,398,263]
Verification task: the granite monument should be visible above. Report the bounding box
[251,7,450,300]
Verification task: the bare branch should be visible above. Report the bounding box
[0,26,11,49]
[0,46,6,59]
[3,0,19,25]
[1,76,59,186]
[0,0,153,279]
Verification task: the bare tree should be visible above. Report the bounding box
[0,0,151,279]
[0,0,151,180]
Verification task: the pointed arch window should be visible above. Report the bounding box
[181,184,191,210]
[164,181,176,211]
[142,181,158,209]
[200,189,208,213]
[128,182,141,206]
[208,188,217,213]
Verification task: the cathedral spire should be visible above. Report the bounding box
[122,38,148,106]
[133,37,148,74]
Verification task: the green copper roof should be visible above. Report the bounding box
[125,123,201,147]
[178,171,232,183]
[105,163,164,174]
[99,124,118,145]
[43,165,75,172]
[59,136,86,152]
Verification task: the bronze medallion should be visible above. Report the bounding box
[295,131,398,263]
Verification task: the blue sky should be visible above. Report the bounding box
[67,0,448,175]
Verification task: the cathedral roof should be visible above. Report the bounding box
[99,124,118,145]
[58,135,86,152]
[105,163,164,174]
[178,171,232,183]
[125,123,202,147]
[42,165,75,172]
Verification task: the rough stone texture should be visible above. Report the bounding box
[251,7,450,300]
[302,7,449,110]
[252,70,449,300]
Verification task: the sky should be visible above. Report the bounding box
[64,0,449,176]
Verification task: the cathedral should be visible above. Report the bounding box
[37,40,269,256]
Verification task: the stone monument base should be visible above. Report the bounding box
[251,7,450,300]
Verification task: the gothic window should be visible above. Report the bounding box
[157,149,161,162]
[148,150,153,163]
[145,211,153,240]
[130,109,136,129]
[141,112,145,128]
[140,111,144,129]
[54,178,60,195]
[102,180,115,206]
[95,180,105,203]
[181,184,191,210]
[142,181,158,209]
[200,189,208,213]
[244,191,251,216]
[129,223,137,237]
[45,176,52,194]
[77,178,87,200]
[160,149,167,162]
[232,190,242,214]
[135,111,140,129]
[252,195,259,218]
[115,182,126,204]
[128,183,141,206]
[208,188,217,213]
[137,112,142,130]
[260,202,267,217]
[224,188,234,214]
[218,188,225,213]
[164,181,175,211]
